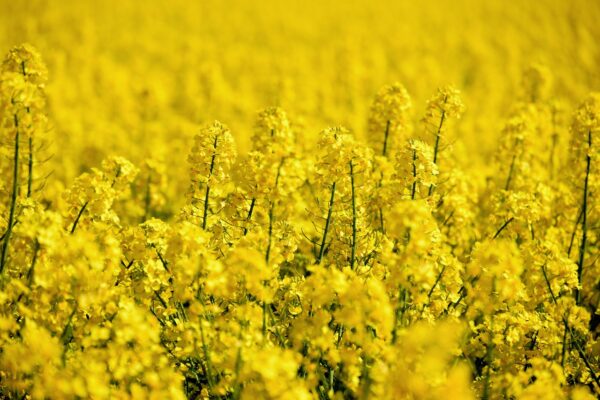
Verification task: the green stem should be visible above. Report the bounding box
[202,185,210,230]
[0,126,20,274]
[505,153,516,191]
[567,207,583,256]
[317,182,336,264]
[243,197,256,236]
[493,217,514,239]
[265,202,274,264]
[428,265,447,300]
[482,310,495,400]
[262,205,273,343]
[411,148,417,200]
[349,161,357,268]
[199,318,215,389]
[153,290,168,308]
[541,264,600,389]
[432,111,446,164]
[382,120,391,157]
[391,287,406,344]
[143,175,151,221]
[155,248,170,272]
[70,201,89,234]
[202,136,219,230]
[60,302,78,344]
[360,356,372,400]
[232,346,243,400]
[26,240,40,286]
[549,110,558,179]
[262,300,268,339]
[428,109,446,196]
[265,159,285,263]
[14,241,40,309]
[576,130,591,305]
[560,322,568,369]
[27,137,33,197]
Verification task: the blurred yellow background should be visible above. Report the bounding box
[1,0,598,182]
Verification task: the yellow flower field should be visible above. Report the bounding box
[1,0,599,398]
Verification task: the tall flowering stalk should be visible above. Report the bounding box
[233,108,298,259]
[312,127,352,265]
[367,83,412,158]
[394,139,438,200]
[310,127,373,267]
[367,83,411,233]
[0,45,48,274]
[250,107,294,257]
[570,94,599,305]
[421,86,465,196]
[63,156,138,234]
[188,120,236,231]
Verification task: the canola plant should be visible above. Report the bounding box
[0,0,599,399]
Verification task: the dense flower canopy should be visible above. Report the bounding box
[0,0,600,399]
